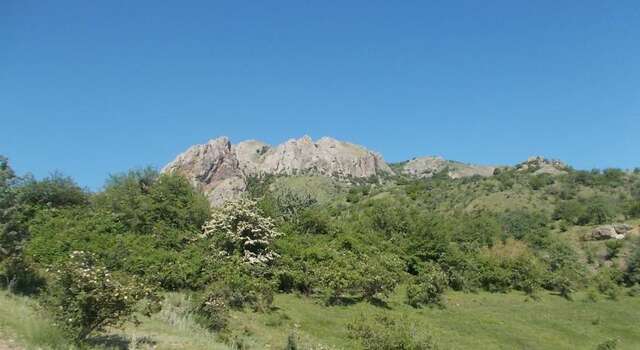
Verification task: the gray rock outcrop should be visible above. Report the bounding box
[591,225,626,240]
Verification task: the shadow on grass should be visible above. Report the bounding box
[368,297,392,309]
[86,335,130,350]
[86,334,157,350]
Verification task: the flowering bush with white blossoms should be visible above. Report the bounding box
[203,198,282,265]
[44,251,161,342]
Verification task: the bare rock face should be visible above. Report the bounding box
[591,225,626,240]
[260,136,392,178]
[162,137,246,206]
[516,156,569,175]
[402,156,495,179]
[233,140,271,175]
[163,136,392,205]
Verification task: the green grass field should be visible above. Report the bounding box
[3,288,640,350]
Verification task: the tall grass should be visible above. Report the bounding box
[0,291,74,349]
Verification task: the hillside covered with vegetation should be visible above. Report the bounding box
[1,155,640,349]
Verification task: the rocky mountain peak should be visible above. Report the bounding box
[163,136,392,205]
[401,156,495,179]
[516,156,569,175]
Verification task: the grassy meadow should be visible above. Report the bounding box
[2,288,640,350]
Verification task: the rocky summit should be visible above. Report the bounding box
[515,156,569,175]
[163,136,392,205]
[401,156,496,179]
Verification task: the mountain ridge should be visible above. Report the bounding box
[163,136,570,205]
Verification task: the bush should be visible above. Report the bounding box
[192,288,230,331]
[578,199,615,225]
[605,240,624,260]
[94,170,209,235]
[552,200,586,225]
[543,241,584,298]
[625,246,640,286]
[593,268,622,300]
[406,262,448,307]
[359,254,404,302]
[17,173,89,208]
[193,267,274,331]
[43,251,160,342]
[0,256,44,295]
[596,338,618,350]
[203,198,282,265]
[347,313,438,350]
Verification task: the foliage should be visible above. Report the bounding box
[347,313,438,350]
[43,251,160,342]
[592,267,622,300]
[1,161,89,294]
[596,338,618,350]
[359,253,404,302]
[313,251,403,304]
[624,245,640,286]
[192,288,230,331]
[406,262,448,307]
[203,198,282,265]
[94,169,210,234]
[0,256,44,295]
[193,263,274,331]
[542,241,584,299]
[17,172,89,209]
[605,240,624,260]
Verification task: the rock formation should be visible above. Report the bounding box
[401,156,495,179]
[516,156,569,175]
[590,224,630,240]
[164,136,575,206]
[163,136,392,205]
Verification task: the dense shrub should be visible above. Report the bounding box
[359,253,404,302]
[605,240,624,260]
[542,241,584,299]
[593,267,622,300]
[627,200,640,219]
[192,288,230,331]
[452,214,501,251]
[347,313,438,350]
[579,199,616,225]
[624,246,640,286]
[203,198,282,265]
[94,169,209,235]
[472,240,544,295]
[499,210,550,248]
[17,173,89,208]
[193,264,274,331]
[43,251,160,342]
[529,174,554,190]
[406,262,448,307]
[312,251,403,304]
[0,256,44,294]
[552,200,586,225]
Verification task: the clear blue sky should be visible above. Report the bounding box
[1,1,639,190]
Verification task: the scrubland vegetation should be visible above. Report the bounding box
[2,155,640,349]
